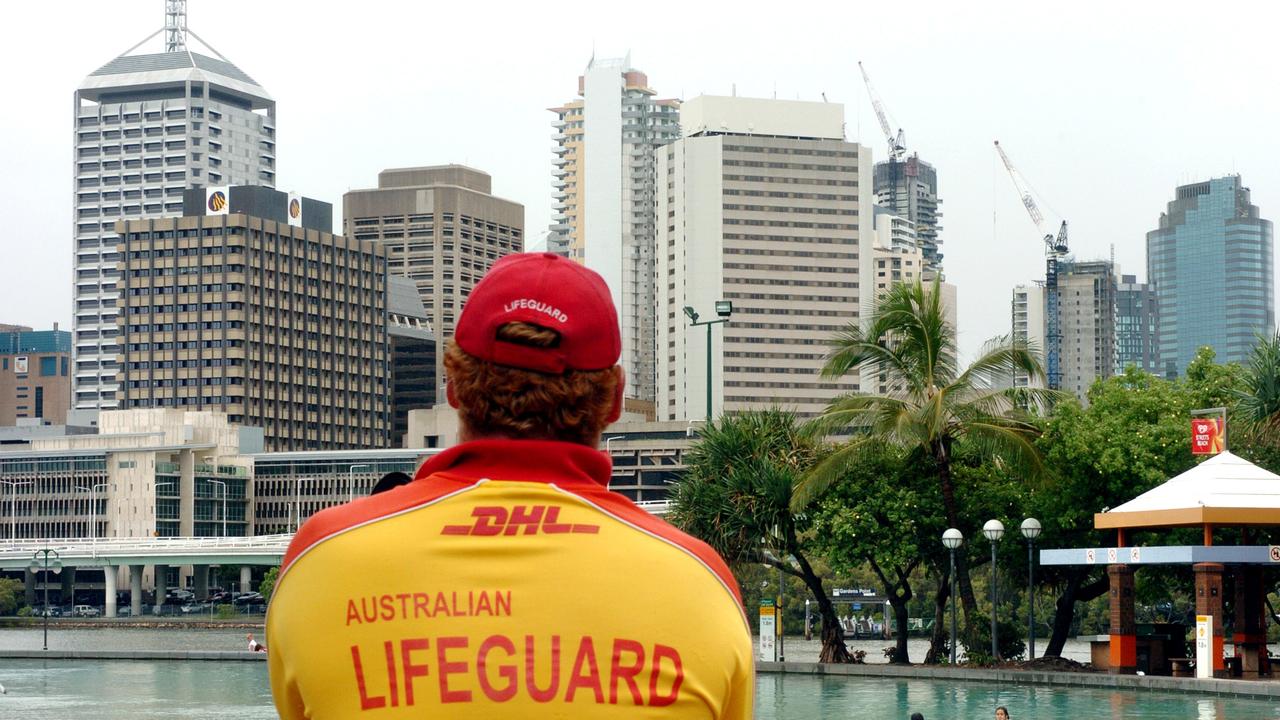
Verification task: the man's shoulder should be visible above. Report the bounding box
[279,473,479,576]
[563,486,745,608]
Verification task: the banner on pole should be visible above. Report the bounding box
[1191,417,1225,455]
[1195,615,1213,679]
[759,599,777,662]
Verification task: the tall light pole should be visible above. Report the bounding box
[75,483,108,542]
[209,480,227,537]
[29,548,61,650]
[683,302,733,422]
[942,528,964,663]
[348,464,372,503]
[1021,517,1042,660]
[294,477,313,533]
[1,480,32,540]
[983,519,1005,660]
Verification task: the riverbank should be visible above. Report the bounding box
[0,617,263,630]
[0,649,265,661]
[758,660,1280,701]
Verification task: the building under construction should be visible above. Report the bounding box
[873,156,943,274]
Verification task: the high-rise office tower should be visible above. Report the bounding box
[73,3,275,410]
[873,154,943,274]
[1057,260,1117,401]
[1116,274,1158,374]
[1147,176,1274,377]
[343,165,524,391]
[655,95,874,421]
[116,187,388,451]
[549,57,680,403]
[387,276,436,448]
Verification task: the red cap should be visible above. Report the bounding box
[454,253,621,374]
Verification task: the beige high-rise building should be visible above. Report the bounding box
[655,95,876,421]
[549,57,680,403]
[116,186,389,451]
[1058,260,1118,402]
[344,165,524,388]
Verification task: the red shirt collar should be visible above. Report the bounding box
[413,438,613,488]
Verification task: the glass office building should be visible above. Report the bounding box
[1147,176,1273,377]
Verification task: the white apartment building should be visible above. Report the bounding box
[1012,284,1047,389]
[655,96,876,421]
[549,56,680,403]
[72,19,274,410]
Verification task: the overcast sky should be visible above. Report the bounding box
[3,0,1278,363]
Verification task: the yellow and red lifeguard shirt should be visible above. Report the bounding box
[267,439,753,719]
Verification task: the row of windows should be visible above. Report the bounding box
[126,340,245,351]
[128,377,245,388]
[127,358,244,369]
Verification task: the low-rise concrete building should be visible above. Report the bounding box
[0,325,72,426]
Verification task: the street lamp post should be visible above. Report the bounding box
[294,477,314,533]
[75,483,108,542]
[29,548,62,651]
[1021,517,1042,660]
[942,528,964,663]
[983,519,1005,660]
[209,480,227,537]
[683,302,733,422]
[1,480,32,540]
[348,464,372,503]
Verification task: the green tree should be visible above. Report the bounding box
[811,445,946,663]
[796,279,1059,653]
[670,410,855,663]
[1235,332,1280,443]
[259,567,279,602]
[1032,361,1228,656]
[0,577,23,615]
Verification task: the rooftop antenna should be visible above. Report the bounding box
[164,0,188,53]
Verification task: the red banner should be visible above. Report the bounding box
[1191,418,1225,455]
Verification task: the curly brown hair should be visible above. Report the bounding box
[443,322,621,446]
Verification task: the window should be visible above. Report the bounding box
[34,387,43,419]
[40,357,57,376]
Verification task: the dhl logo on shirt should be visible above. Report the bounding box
[441,505,599,537]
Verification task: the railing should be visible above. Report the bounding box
[0,534,292,560]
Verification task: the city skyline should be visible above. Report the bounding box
[2,1,1278,366]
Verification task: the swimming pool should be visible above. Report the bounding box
[2,657,1278,718]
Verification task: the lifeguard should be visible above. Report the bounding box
[267,253,753,718]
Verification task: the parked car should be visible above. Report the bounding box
[180,603,211,614]
[207,591,232,604]
[36,606,61,618]
[73,605,101,617]
[233,591,263,606]
[167,589,195,603]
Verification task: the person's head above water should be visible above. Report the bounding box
[446,252,624,447]
[995,707,1010,720]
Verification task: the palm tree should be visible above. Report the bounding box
[794,278,1059,657]
[670,409,856,663]
[1236,331,1280,437]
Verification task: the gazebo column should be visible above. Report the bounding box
[1194,562,1227,678]
[1233,565,1266,677]
[1108,564,1137,674]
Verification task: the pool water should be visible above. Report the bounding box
[2,658,1280,718]
[758,673,1280,719]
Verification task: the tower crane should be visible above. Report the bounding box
[858,61,906,161]
[994,140,1068,390]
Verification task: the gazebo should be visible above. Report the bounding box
[1042,451,1280,677]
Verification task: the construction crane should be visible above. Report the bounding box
[858,61,906,161]
[994,140,1068,390]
